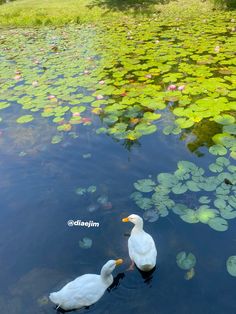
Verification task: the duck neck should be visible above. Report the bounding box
[100,269,113,285]
[132,220,144,233]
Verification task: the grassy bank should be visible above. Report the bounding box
[0,0,223,27]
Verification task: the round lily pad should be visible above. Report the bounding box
[143,209,159,222]
[16,115,34,124]
[209,145,227,156]
[87,185,97,193]
[75,187,87,195]
[208,217,228,231]
[214,114,235,125]
[176,251,196,270]
[197,207,217,223]
[134,179,156,193]
[226,256,236,277]
[51,135,63,144]
[79,237,92,249]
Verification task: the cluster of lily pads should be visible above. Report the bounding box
[176,251,236,278]
[176,251,196,280]
[131,158,236,232]
[0,13,235,148]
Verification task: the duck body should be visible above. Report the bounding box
[49,259,123,311]
[122,214,157,272]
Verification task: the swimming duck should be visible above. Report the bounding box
[122,214,157,271]
[49,259,123,311]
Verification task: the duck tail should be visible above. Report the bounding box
[140,264,154,271]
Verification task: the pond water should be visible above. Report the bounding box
[0,12,236,314]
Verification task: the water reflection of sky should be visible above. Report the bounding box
[0,121,236,314]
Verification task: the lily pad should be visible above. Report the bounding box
[16,115,34,124]
[209,144,227,156]
[143,209,159,222]
[208,217,228,231]
[134,179,155,193]
[176,251,196,270]
[79,237,93,249]
[87,185,97,193]
[75,187,87,195]
[214,114,235,125]
[51,135,63,144]
[226,256,236,277]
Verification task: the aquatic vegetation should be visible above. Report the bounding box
[176,251,196,270]
[0,12,235,151]
[176,251,196,280]
[132,158,236,231]
[75,185,97,195]
[79,237,93,249]
[226,256,236,277]
[16,115,34,124]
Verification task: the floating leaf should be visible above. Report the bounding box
[226,256,236,277]
[223,125,236,135]
[197,207,217,223]
[143,209,159,222]
[51,135,63,144]
[134,179,155,193]
[87,185,97,193]
[135,197,153,210]
[172,183,188,194]
[199,196,211,204]
[214,114,235,125]
[172,204,188,215]
[209,144,227,156]
[180,209,199,224]
[79,237,92,249]
[16,115,34,124]
[75,187,87,195]
[208,217,228,231]
[0,102,10,110]
[176,251,196,270]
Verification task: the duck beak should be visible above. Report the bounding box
[115,259,123,266]
[122,217,129,222]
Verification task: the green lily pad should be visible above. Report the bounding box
[79,237,92,249]
[180,209,199,224]
[172,183,188,194]
[214,114,235,125]
[172,203,188,215]
[209,144,227,156]
[87,185,97,193]
[135,197,153,210]
[209,163,223,173]
[208,217,228,231]
[0,102,10,110]
[51,135,63,144]
[75,187,87,195]
[135,123,157,135]
[223,125,236,135]
[226,256,236,277]
[134,179,156,193]
[16,115,34,124]
[197,207,217,223]
[199,196,211,204]
[176,251,196,270]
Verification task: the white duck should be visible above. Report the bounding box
[122,214,157,271]
[49,259,123,311]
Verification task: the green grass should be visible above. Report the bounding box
[0,0,221,27]
[0,0,111,26]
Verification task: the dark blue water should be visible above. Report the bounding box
[0,117,236,314]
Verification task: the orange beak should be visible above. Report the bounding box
[122,217,129,222]
[115,259,123,266]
